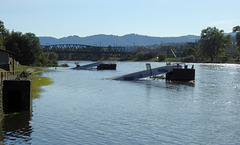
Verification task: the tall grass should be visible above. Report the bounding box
[29,74,53,99]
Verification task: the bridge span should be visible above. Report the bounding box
[42,44,127,54]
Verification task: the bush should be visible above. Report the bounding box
[157,52,166,61]
[32,62,43,67]
[218,56,228,62]
[59,63,69,67]
[182,55,195,62]
[136,52,154,61]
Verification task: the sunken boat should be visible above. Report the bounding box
[71,62,117,70]
[97,64,116,70]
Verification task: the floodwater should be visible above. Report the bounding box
[1,61,240,145]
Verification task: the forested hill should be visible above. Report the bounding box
[39,34,200,46]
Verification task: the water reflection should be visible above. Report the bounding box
[132,79,195,90]
[0,111,32,144]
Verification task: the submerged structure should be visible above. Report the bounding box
[112,63,195,81]
[71,62,117,70]
[166,63,195,81]
[97,64,116,70]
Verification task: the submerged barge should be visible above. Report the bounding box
[112,63,195,81]
[166,63,195,81]
[97,64,116,70]
[71,62,117,70]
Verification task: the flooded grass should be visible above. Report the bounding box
[29,74,53,99]
[0,66,52,121]
[14,65,53,99]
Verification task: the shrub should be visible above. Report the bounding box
[157,52,166,61]
[59,63,69,67]
[182,55,195,62]
[136,52,154,60]
[218,56,228,62]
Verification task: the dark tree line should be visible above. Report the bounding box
[233,26,240,55]
[136,26,237,63]
[2,19,238,63]
[0,20,58,66]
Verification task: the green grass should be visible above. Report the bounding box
[14,65,52,99]
[0,65,52,122]
[1,64,52,99]
[148,58,159,62]
[16,65,47,74]
[165,58,182,62]
[29,73,53,99]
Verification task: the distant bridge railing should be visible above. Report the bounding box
[42,44,127,54]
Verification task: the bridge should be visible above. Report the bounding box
[42,44,127,54]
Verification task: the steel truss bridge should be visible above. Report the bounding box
[42,44,127,54]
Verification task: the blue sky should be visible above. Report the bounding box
[1,0,240,38]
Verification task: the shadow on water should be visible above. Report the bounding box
[165,80,195,87]
[0,111,32,144]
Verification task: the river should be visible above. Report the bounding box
[1,61,240,144]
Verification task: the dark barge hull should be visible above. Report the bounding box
[166,68,195,81]
[97,64,116,70]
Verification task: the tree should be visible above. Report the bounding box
[1,20,58,66]
[5,31,42,65]
[136,52,146,60]
[136,51,154,60]
[157,52,166,61]
[0,20,9,40]
[35,52,58,66]
[181,55,195,62]
[179,47,196,57]
[48,52,58,61]
[233,26,240,54]
[0,34,4,49]
[199,27,231,62]
[166,46,176,58]
[186,47,196,56]
[0,20,10,49]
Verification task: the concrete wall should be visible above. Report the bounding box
[2,80,32,114]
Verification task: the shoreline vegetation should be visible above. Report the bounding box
[1,19,240,66]
[0,65,53,99]
[95,56,240,64]
[28,68,53,99]
[0,65,52,120]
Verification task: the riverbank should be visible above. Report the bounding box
[0,66,52,120]
[98,56,240,64]
[0,66,53,98]
[6,65,53,98]
[29,74,53,99]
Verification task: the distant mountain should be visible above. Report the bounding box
[38,34,201,46]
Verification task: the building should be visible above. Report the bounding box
[0,49,15,71]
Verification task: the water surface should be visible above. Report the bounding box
[1,61,240,144]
